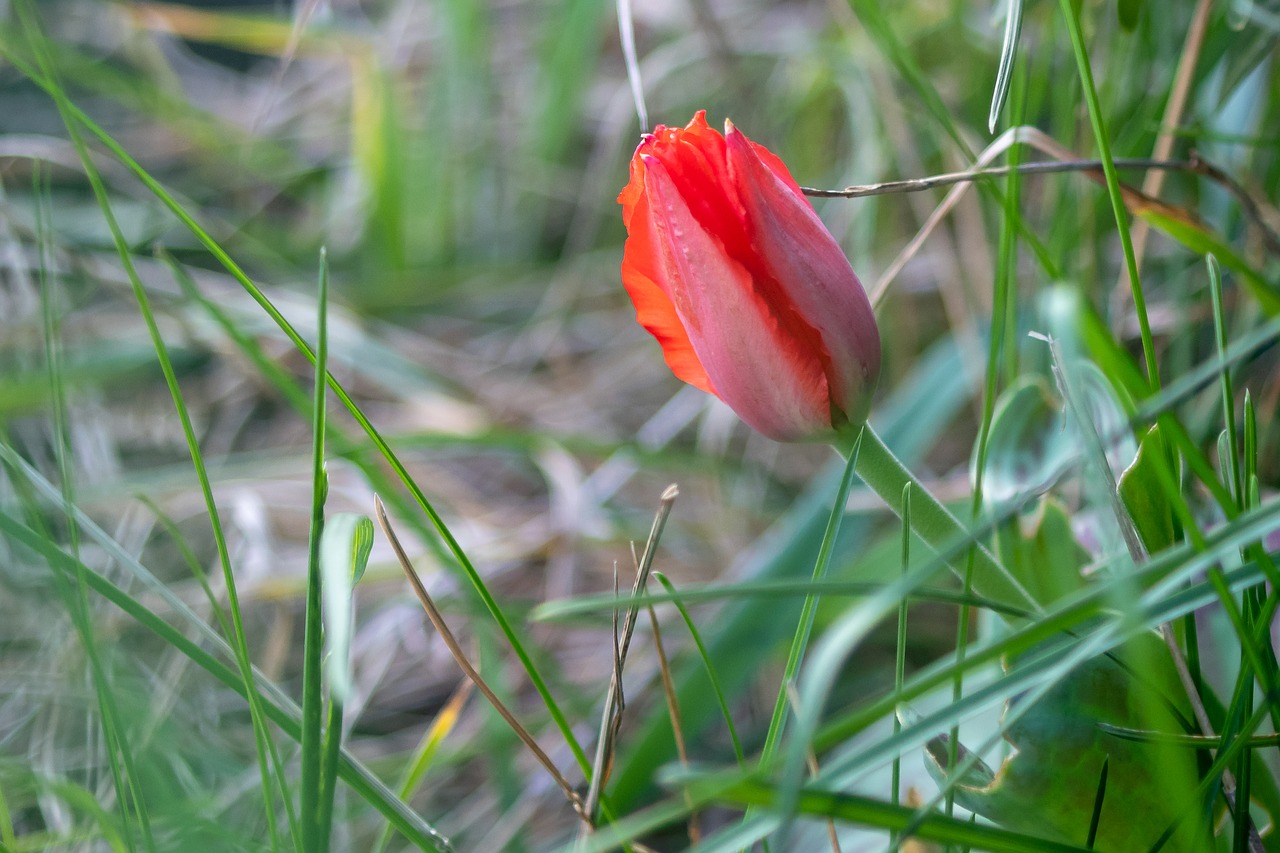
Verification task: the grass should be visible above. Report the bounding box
[0,0,1278,851]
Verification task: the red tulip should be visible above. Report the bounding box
[619,111,881,442]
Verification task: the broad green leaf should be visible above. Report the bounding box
[924,635,1204,852]
[997,496,1090,606]
[1117,425,1176,557]
[978,376,1071,511]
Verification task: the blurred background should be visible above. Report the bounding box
[0,0,1277,849]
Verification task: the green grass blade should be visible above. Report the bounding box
[32,161,154,853]
[14,12,299,841]
[0,52,592,778]
[301,249,331,853]
[708,775,1094,853]
[0,508,452,853]
[890,483,910,845]
[758,430,862,770]
[1057,0,1158,388]
[989,0,1025,132]
[653,572,745,766]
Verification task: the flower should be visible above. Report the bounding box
[618,111,881,442]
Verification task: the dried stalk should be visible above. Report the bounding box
[373,497,585,817]
[581,484,679,828]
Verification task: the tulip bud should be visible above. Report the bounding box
[619,111,881,442]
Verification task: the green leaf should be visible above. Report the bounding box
[1117,425,1176,557]
[997,496,1090,606]
[978,376,1071,511]
[321,513,375,701]
[923,635,1205,852]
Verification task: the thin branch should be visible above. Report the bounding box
[805,153,1279,257]
[813,127,1280,309]
[373,497,585,818]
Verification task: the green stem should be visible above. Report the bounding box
[845,425,1039,616]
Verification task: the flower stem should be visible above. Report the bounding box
[845,425,1040,616]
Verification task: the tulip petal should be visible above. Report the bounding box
[641,155,834,441]
[620,185,715,395]
[724,125,881,425]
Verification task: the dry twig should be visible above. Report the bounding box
[373,496,586,818]
[581,484,679,829]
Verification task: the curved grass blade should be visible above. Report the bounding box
[988,0,1025,132]
[652,572,745,767]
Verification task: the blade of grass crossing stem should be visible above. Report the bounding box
[35,167,154,853]
[0,44,592,777]
[757,430,863,770]
[989,0,1024,132]
[15,8,299,843]
[0,508,452,851]
[1057,0,1159,389]
[301,249,331,853]
[891,484,910,848]
[652,573,746,767]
